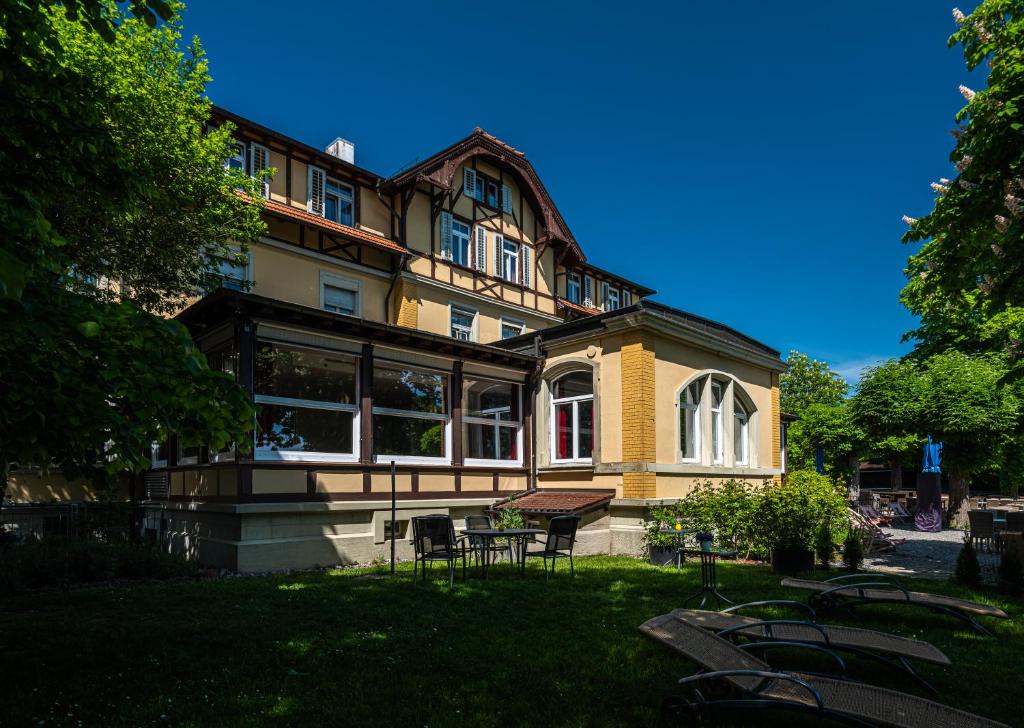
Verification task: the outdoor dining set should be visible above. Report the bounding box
[410,513,580,586]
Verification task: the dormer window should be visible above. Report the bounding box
[567,272,581,304]
[602,282,620,312]
[324,180,353,226]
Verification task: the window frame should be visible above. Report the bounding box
[451,219,472,268]
[323,177,355,227]
[501,239,520,284]
[678,380,702,464]
[463,376,523,467]
[500,317,525,340]
[319,271,362,317]
[549,371,595,465]
[566,272,581,304]
[253,341,360,463]
[371,363,452,465]
[710,380,725,465]
[605,286,620,311]
[733,399,749,466]
[449,304,477,342]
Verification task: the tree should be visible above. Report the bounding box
[780,351,848,416]
[787,403,864,483]
[901,2,1024,364]
[920,351,1019,522]
[849,360,924,490]
[0,2,265,498]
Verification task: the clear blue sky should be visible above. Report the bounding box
[182,0,975,385]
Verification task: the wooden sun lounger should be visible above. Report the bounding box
[639,613,1008,728]
[782,574,1009,636]
[670,605,950,694]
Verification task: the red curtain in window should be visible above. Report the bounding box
[557,404,569,459]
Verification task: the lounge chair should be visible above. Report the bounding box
[859,504,892,526]
[889,502,913,523]
[781,574,1008,636]
[638,613,1008,728]
[670,603,950,694]
[848,508,906,554]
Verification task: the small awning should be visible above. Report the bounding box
[493,489,613,517]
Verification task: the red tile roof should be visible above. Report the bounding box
[557,297,602,316]
[494,490,613,516]
[255,197,410,255]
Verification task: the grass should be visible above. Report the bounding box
[1,555,1021,727]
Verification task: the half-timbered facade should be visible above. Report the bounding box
[11,107,785,570]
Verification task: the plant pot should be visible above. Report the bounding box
[771,546,814,575]
[648,545,677,567]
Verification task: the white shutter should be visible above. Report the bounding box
[583,276,594,307]
[250,143,270,198]
[474,226,487,273]
[463,168,478,200]
[494,233,504,279]
[440,211,453,260]
[502,184,513,213]
[521,245,531,288]
[308,165,326,216]
[622,289,632,307]
[600,281,610,311]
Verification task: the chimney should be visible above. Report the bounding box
[325,137,355,165]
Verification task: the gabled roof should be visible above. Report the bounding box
[384,128,584,259]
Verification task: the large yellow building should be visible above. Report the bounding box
[17,107,786,570]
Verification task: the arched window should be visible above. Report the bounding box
[679,381,701,462]
[551,371,593,462]
[710,380,725,465]
[733,399,749,466]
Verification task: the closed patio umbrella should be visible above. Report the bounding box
[916,435,943,532]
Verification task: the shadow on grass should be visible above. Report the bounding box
[1,556,1020,727]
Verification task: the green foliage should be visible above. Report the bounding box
[787,402,864,478]
[494,507,525,530]
[998,547,1024,595]
[0,2,265,489]
[842,529,864,571]
[814,521,834,569]
[645,473,846,559]
[780,350,848,416]
[850,359,924,470]
[954,538,982,587]
[0,537,197,593]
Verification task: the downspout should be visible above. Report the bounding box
[529,333,544,492]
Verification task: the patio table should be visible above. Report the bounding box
[658,527,694,570]
[462,528,546,578]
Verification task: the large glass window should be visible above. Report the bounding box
[324,180,354,226]
[679,381,701,462]
[254,342,358,460]
[734,399,749,466]
[551,371,594,462]
[710,381,724,464]
[451,220,471,267]
[464,378,521,462]
[207,344,239,462]
[372,366,449,460]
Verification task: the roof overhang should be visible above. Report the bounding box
[177,289,541,370]
[491,489,614,516]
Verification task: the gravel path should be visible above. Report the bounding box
[861,523,1000,581]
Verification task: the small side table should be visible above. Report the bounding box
[682,548,738,609]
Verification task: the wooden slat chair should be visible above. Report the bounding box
[967,510,998,553]
[670,604,950,694]
[781,574,1008,636]
[638,614,1008,728]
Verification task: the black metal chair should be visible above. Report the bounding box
[464,514,514,572]
[968,509,998,553]
[411,514,466,587]
[525,515,580,580]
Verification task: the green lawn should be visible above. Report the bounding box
[1,556,1020,727]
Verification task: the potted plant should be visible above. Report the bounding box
[644,504,683,566]
[695,531,715,552]
[756,471,846,575]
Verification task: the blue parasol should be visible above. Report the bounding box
[916,435,943,532]
[815,446,825,475]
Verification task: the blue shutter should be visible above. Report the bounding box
[583,276,594,307]
[600,281,610,311]
[474,226,487,273]
[622,289,632,307]
[308,166,325,215]
[494,233,504,278]
[502,184,513,213]
[250,143,270,198]
[463,168,477,200]
[440,211,453,260]
[521,245,531,288]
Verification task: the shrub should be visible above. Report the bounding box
[814,522,834,569]
[755,471,848,553]
[842,529,864,571]
[953,538,981,587]
[494,507,525,530]
[998,547,1023,595]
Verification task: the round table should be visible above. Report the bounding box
[462,528,546,578]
